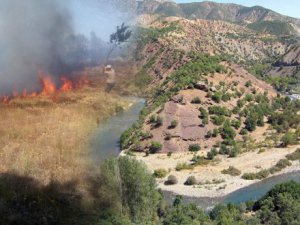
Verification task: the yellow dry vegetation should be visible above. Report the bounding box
[0,86,129,184]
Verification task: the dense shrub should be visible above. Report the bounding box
[176,163,193,171]
[184,176,197,186]
[211,115,225,126]
[212,128,219,137]
[219,144,230,155]
[149,115,163,128]
[191,156,211,166]
[221,120,237,140]
[222,166,241,176]
[165,175,178,185]
[191,97,201,104]
[286,148,300,161]
[242,169,270,180]
[269,159,292,174]
[212,91,222,103]
[149,141,162,154]
[153,169,168,178]
[281,131,298,147]
[208,106,231,117]
[188,144,201,152]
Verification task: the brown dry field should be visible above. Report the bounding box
[0,68,132,185]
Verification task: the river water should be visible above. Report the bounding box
[90,97,300,209]
[90,97,145,162]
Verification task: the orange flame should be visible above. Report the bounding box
[38,70,56,95]
[60,77,73,92]
[1,70,90,105]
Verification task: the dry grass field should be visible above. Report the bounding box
[0,74,130,185]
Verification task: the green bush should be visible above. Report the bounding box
[212,91,222,103]
[149,115,156,123]
[141,131,152,140]
[191,156,211,166]
[149,141,162,154]
[169,120,178,129]
[221,120,237,140]
[269,159,292,174]
[211,115,225,126]
[231,119,241,129]
[189,144,201,152]
[281,131,298,147]
[149,115,164,128]
[207,147,218,160]
[202,117,209,126]
[206,131,212,138]
[165,175,178,185]
[222,93,231,102]
[222,166,241,176]
[176,162,193,171]
[240,128,248,135]
[153,169,168,178]
[229,147,239,158]
[286,148,300,161]
[212,128,219,137]
[245,80,252,87]
[245,113,257,132]
[184,176,197,186]
[191,97,201,104]
[156,116,163,127]
[219,144,230,155]
[242,169,270,180]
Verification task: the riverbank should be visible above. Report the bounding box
[134,144,300,198]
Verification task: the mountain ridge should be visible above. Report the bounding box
[137,0,300,34]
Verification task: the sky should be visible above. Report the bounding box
[71,0,132,40]
[175,0,300,19]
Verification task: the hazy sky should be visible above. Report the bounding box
[71,0,131,40]
[175,0,300,19]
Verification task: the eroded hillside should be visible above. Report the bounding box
[122,12,300,198]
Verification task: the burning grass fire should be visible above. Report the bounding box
[1,71,90,104]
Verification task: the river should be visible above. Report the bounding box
[90,97,300,209]
[90,97,145,162]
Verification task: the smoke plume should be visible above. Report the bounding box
[0,0,135,95]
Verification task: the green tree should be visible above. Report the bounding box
[281,131,298,147]
[221,120,237,140]
[245,113,257,132]
[107,23,132,63]
[98,157,160,223]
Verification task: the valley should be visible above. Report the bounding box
[121,1,300,200]
[1,1,300,224]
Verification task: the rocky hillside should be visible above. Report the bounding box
[265,44,300,92]
[118,0,300,202]
[138,63,277,153]
[135,16,294,79]
[122,10,300,155]
[137,0,300,35]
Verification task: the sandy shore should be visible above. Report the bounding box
[133,145,300,198]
